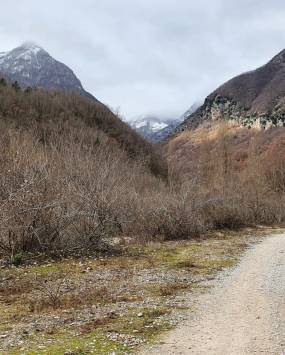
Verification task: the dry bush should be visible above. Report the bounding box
[170,124,285,230]
[1,119,284,260]
[0,126,145,259]
[0,82,168,259]
[133,181,207,240]
[0,80,168,178]
[0,83,284,261]
[29,279,122,312]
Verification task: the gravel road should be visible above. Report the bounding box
[141,233,285,354]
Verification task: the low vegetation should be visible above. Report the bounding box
[0,229,273,354]
[0,81,284,352]
[0,80,168,262]
[0,82,284,263]
[167,122,285,228]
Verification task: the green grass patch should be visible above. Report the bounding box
[8,331,131,355]
[27,264,62,275]
[107,307,172,341]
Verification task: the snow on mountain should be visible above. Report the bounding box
[128,116,181,143]
[134,120,148,129]
[0,42,94,100]
[129,102,202,143]
[130,117,166,131]
[151,121,169,132]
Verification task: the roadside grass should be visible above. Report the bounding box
[107,307,172,339]
[0,227,280,354]
[8,331,131,355]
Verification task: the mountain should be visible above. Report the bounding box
[0,42,167,177]
[0,79,167,178]
[0,42,94,100]
[129,103,201,143]
[178,49,285,132]
[129,117,182,143]
[150,119,182,142]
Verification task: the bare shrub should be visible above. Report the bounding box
[136,183,206,240]
[27,269,68,312]
[0,126,143,258]
[0,83,284,261]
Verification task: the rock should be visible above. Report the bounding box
[107,311,118,319]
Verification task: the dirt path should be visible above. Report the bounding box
[141,233,285,354]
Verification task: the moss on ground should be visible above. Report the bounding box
[8,331,130,355]
[108,307,172,339]
[1,227,278,354]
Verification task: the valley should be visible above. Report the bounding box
[0,40,285,355]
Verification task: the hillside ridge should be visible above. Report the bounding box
[178,49,285,131]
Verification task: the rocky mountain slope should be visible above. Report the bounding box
[0,42,94,100]
[180,102,202,122]
[178,49,285,131]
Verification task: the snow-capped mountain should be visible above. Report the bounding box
[129,104,202,143]
[129,116,182,143]
[132,118,168,133]
[0,42,94,99]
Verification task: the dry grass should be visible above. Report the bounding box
[0,87,284,263]
[1,229,274,354]
[152,282,190,297]
[0,82,285,354]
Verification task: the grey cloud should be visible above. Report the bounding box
[0,0,285,119]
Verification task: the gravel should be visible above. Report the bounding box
[141,233,285,354]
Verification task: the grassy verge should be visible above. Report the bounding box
[0,227,281,354]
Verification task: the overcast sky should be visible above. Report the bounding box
[1,0,285,120]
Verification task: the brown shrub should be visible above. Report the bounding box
[0,85,284,261]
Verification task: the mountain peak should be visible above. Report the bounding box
[0,42,95,100]
[20,41,43,49]
[4,42,47,63]
[17,41,45,53]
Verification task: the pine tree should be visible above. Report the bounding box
[12,81,21,92]
[0,78,7,86]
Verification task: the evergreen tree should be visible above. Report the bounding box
[12,81,21,92]
[0,78,7,86]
